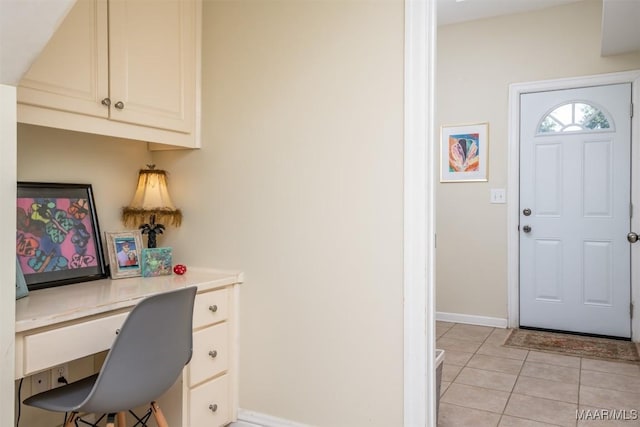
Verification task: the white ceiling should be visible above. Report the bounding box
[438,0,640,57]
[437,0,581,26]
[0,0,75,86]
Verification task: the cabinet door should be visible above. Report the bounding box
[18,0,109,118]
[108,0,196,134]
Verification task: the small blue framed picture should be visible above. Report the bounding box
[141,247,173,277]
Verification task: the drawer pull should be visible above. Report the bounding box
[115,329,121,335]
[208,350,218,358]
[208,305,218,313]
[209,403,218,412]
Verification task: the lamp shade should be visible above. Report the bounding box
[122,167,182,227]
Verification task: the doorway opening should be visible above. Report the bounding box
[507,70,640,342]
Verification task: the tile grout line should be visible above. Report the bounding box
[497,333,530,427]
[576,356,583,427]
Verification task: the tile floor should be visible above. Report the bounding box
[437,322,640,427]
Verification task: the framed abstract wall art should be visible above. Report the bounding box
[16,182,107,290]
[105,230,144,279]
[440,122,489,182]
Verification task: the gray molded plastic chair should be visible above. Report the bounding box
[23,286,197,427]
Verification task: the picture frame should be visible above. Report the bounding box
[16,258,29,299]
[440,122,489,182]
[105,230,144,279]
[16,182,107,290]
[141,247,173,277]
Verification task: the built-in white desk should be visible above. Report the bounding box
[16,268,242,427]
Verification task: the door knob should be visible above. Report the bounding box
[522,225,532,233]
[628,232,639,243]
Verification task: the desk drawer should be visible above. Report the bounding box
[189,374,230,427]
[23,312,127,375]
[193,288,228,329]
[189,322,228,386]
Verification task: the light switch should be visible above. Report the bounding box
[490,188,506,204]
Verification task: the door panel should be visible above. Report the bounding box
[534,239,562,301]
[520,83,631,338]
[583,241,613,305]
[534,143,562,216]
[583,139,612,216]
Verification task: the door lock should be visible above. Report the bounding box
[523,208,532,216]
[628,232,639,243]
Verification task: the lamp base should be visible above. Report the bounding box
[140,214,165,248]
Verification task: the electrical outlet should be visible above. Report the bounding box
[51,363,69,388]
[31,371,50,394]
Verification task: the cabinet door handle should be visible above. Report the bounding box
[208,305,218,313]
[101,98,111,107]
[208,350,218,358]
[209,403,218,412]
[114,101,125,110]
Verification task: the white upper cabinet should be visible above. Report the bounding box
[18,0,109,119]
[108,0,195,133]
[17,0,200,149]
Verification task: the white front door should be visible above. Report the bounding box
[519,83,632,338]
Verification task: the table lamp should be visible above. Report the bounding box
[122,165,182,248]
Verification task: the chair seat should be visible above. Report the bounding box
[23,374,98,412]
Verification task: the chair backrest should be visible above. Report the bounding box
[79,286,197,413]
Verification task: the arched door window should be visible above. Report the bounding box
[537,101,613,134]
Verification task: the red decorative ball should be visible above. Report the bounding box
[173,264,187,275]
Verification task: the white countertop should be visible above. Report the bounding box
[16,268,243,333]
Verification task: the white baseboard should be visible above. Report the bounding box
[236,409,312,427]
[436,311,508,328]
[229,422,263,427]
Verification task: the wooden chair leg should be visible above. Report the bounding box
[117,411,127,426]
[106,413,116,427]
[64,413,78,427]
[151,401,169,427]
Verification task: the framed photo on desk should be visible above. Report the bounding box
[16,182,107,290]
[105,231,144,279]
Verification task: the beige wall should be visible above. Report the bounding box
[153,0,405,425]
[17,124,151,235]
[436,0,640,319]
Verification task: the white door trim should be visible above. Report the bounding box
[404,0,436,426]
[0,85,17,427]
[507,70,640,342]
